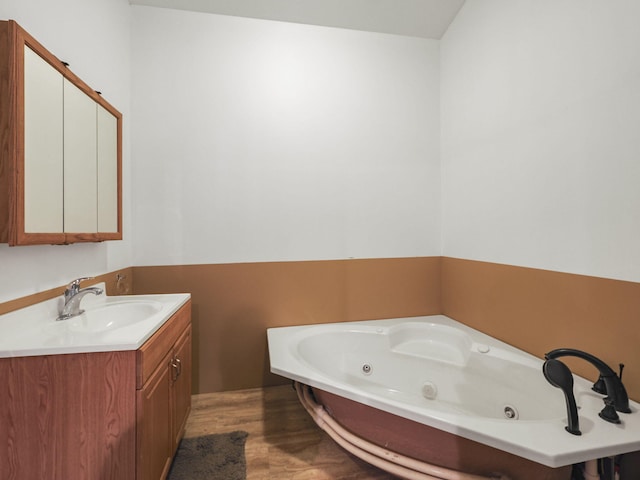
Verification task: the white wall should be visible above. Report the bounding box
[0,0,132,302]
[130,6,441,265]
[441,0,640,282]
[6,0,637,303]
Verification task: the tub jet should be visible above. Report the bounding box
[504,405,519,420]
[422,381,438,400]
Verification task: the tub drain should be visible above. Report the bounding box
[503,405,519,420]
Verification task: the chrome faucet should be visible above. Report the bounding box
[545,348,631,424]
[57,277,103,320]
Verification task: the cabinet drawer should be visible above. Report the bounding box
[137,301,191,389]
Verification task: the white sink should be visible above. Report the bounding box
[0,283,190,357]
[67,300,164,333]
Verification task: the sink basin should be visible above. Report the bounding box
[67,300,164,333]
[0,283,190,357]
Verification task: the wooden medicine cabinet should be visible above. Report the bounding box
[0,20,122,245]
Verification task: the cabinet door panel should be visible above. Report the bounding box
[137,351,173,480]
[23,46,63,233]
[172,326,192,451]
[63,79,97,233]
[97,105,118,233]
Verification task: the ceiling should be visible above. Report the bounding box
[129,0,466,39]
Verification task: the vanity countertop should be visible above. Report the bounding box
[0,284,190,358]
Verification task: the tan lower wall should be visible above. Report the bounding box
[441,257,640,401]
[3,257,638,402]
[132,257,442,393]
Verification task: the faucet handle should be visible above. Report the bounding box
[67,276,94,287]
[599,398,621,424]
[65,277,94,297]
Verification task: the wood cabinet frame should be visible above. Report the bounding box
[0,20,122,245]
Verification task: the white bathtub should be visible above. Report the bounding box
[267,315,640,472]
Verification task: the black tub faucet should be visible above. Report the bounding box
[545,348,631,424]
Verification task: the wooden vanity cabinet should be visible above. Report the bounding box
[0,301,192,480]
[137,302,192,480]
[0,20,122,245]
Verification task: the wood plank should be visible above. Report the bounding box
[183,385,394,479]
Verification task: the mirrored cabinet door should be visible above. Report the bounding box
[97,104,119,234]
[23,45,63,233]
[63,77,98,233]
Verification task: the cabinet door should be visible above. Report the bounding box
[171,326,192,452]
[23,46,63,233]
[97,104,119,233]
[63,78,98,233]
[137,351,173,480]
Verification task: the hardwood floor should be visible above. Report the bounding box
[183,384,396,479]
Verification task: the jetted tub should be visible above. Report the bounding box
[268,315,640,480]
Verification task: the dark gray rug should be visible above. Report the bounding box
[168,431,249,480]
